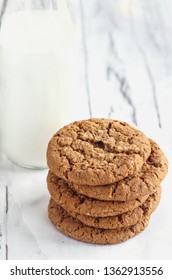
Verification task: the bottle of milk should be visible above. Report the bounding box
[0,1,74,168]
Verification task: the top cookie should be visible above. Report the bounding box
[47,118,151,186]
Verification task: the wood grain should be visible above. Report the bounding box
[77,0,172,138]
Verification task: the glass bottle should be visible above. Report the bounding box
[0,0,74,169]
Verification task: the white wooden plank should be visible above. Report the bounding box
[79,0,172,138]
[129,0,172,138]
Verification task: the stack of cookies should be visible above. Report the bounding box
[47,118,168,245]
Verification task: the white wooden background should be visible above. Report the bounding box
[1,0,172,132]
[0,0,172,260]
[73,0,172,134]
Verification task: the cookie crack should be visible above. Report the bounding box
[71,139,142,156]
[129,225,135,234]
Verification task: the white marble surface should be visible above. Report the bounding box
[0,0,172,260]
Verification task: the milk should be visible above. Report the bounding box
[0,9,74,168]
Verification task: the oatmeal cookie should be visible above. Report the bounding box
[47,118,151,185]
